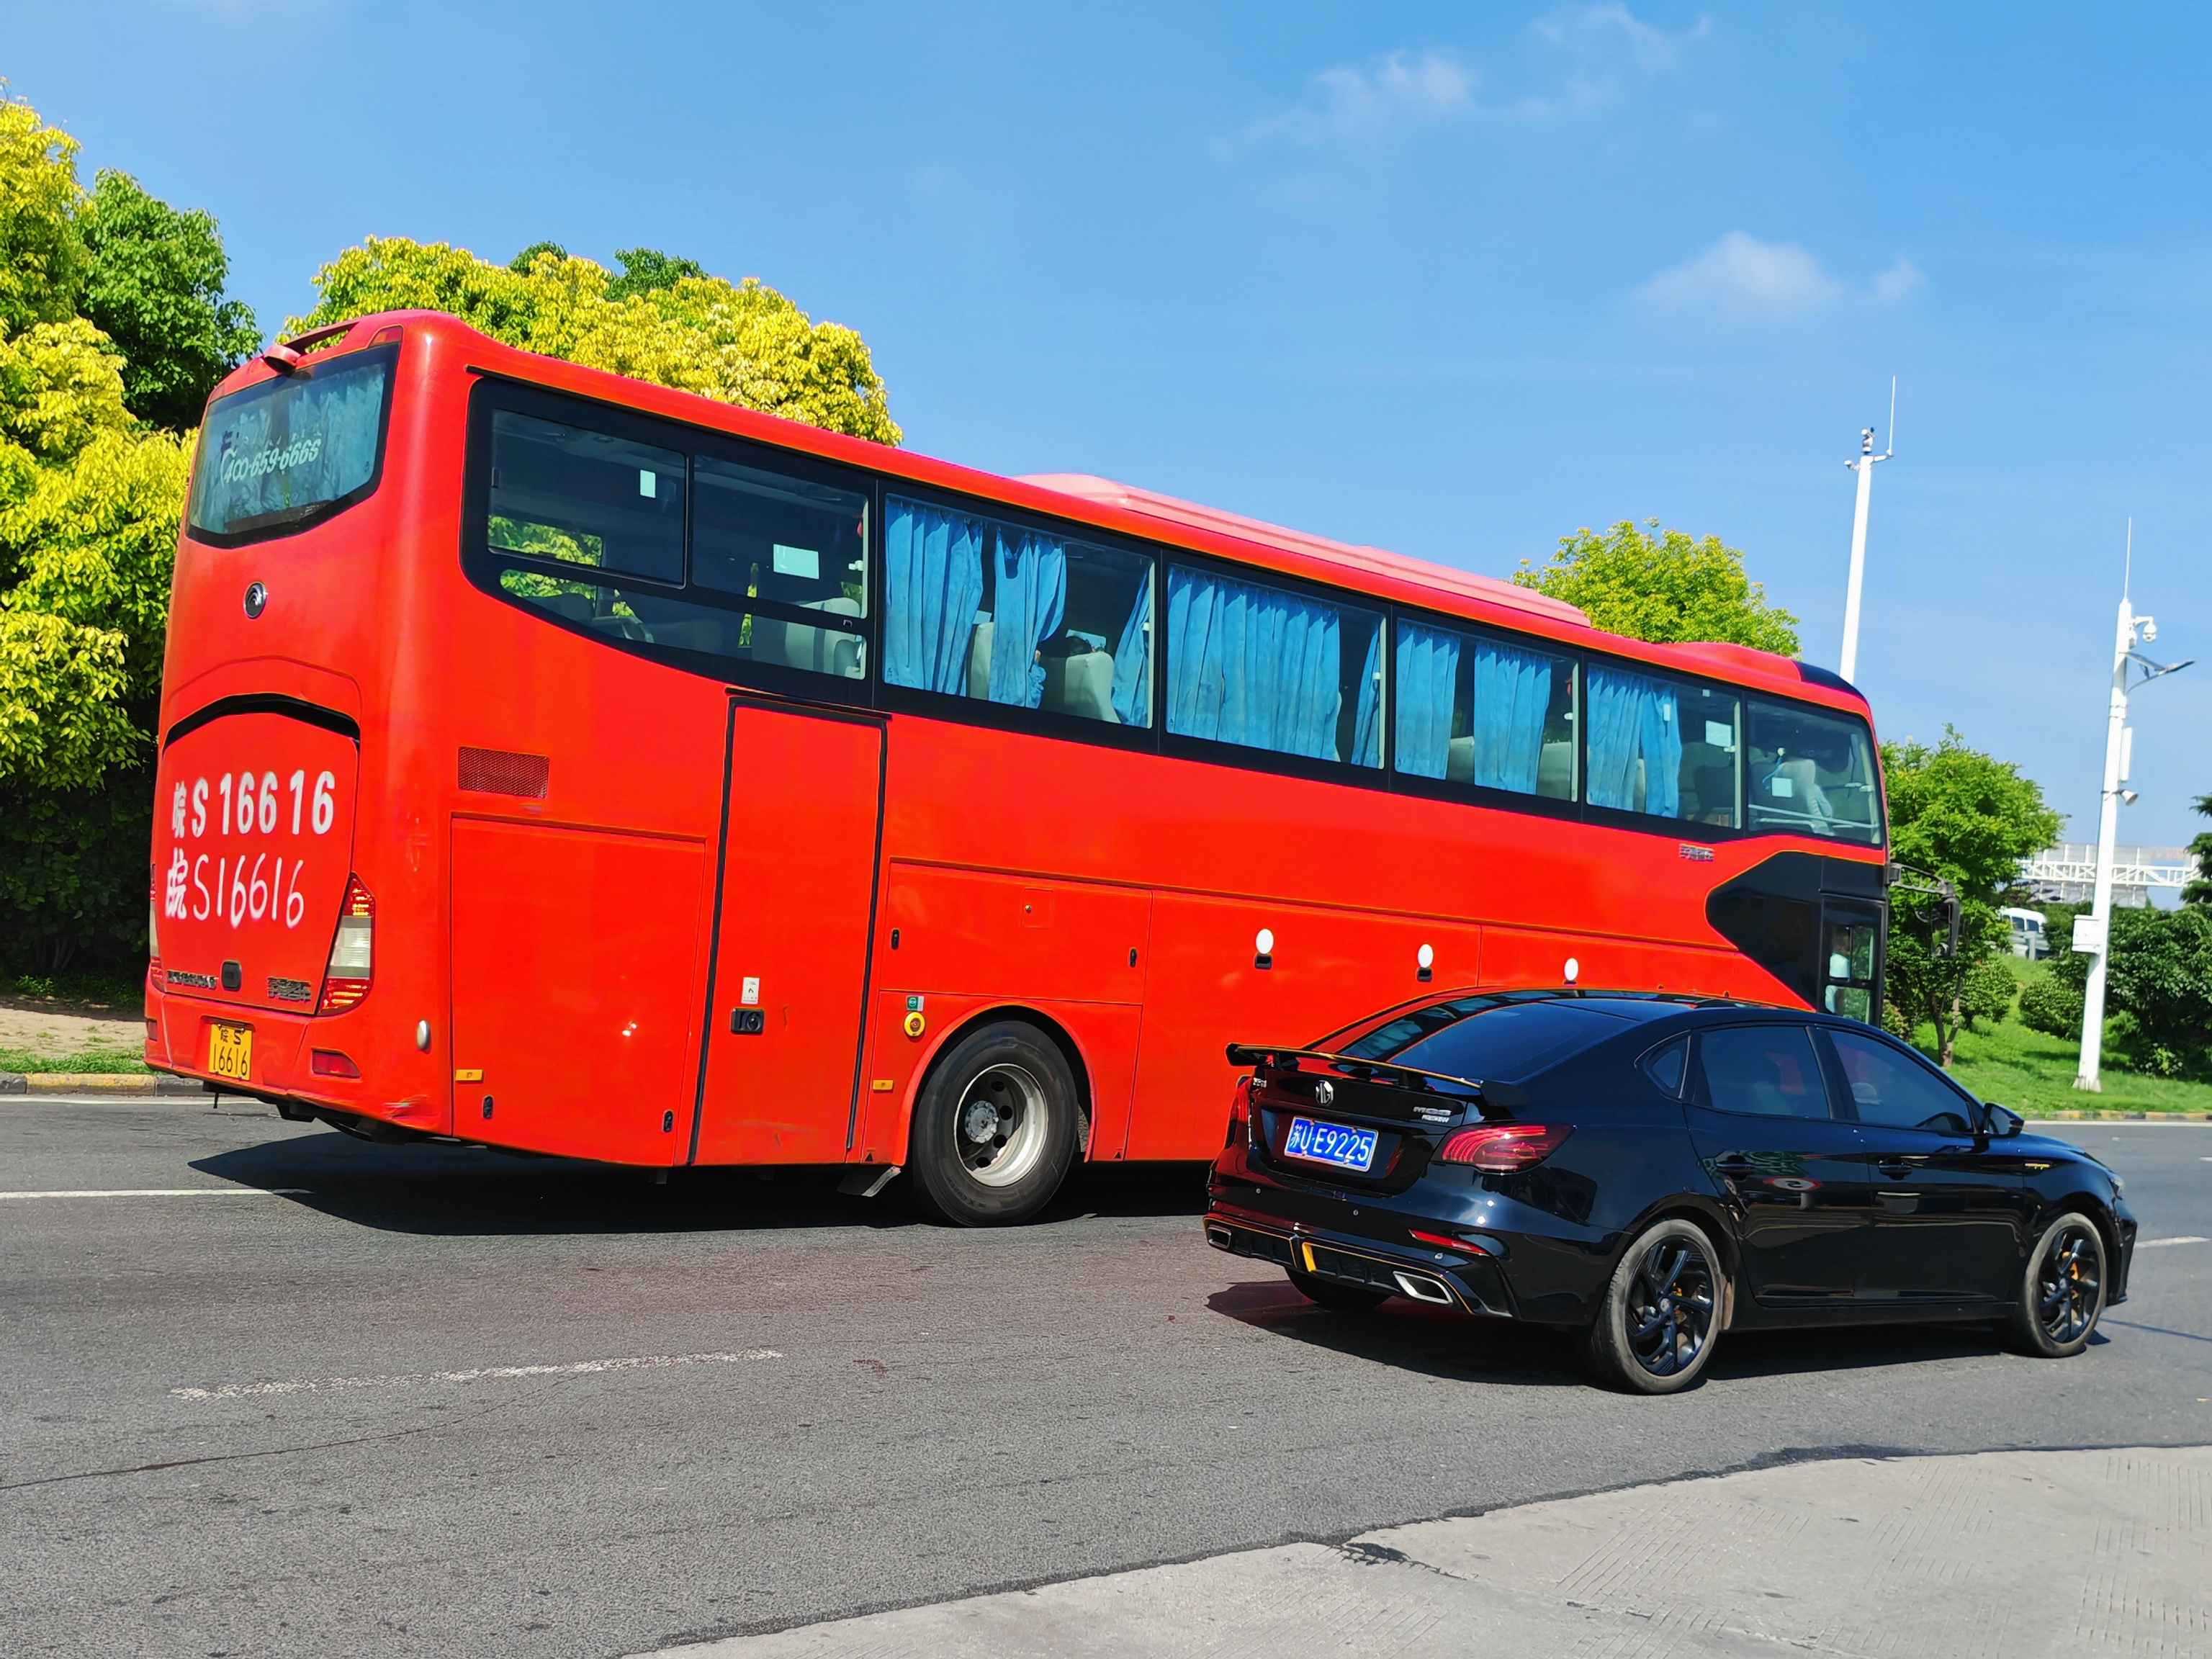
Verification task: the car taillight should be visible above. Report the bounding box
[1435,1123,1571,1171]
[1226,1079,1252,1148]
[317,875,374,1014]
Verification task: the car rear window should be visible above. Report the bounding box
[1335,994,1634,1081]
[187,344,397,546]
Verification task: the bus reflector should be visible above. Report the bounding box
[310,1048,361,1078]
[318,876,374,1014]
[1434,1123,1570,1171]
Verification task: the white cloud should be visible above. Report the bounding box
[1246,50,1475,147]
[1871,257,1926,301]
[1637,233,1925,320]
[1534,4,1712,73]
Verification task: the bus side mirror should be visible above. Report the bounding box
[1982,1102,2023,1138]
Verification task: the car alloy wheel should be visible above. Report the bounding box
[2002,1210,2108,1358]
[1581,1216,1725,1395]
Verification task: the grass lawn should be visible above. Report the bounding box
[1,970,151,1076]
[1915,956,2212,1118]
[0,1044,150,1075]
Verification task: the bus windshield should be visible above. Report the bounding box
[188,344,396,546]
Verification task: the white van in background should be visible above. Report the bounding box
[2000,906,2050,960]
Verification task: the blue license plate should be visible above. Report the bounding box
[1282,1116,1379,1173]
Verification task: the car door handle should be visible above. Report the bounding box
[1712,1155,1755,1177]
[1876,1160,1916,1180]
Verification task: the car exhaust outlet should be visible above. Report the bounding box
[1205,1223,1235,1251]
[1393,1271,1456,1305]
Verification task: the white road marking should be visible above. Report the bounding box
[0,1188,310,1200]
[2136,1236,2209,1249]
[172,1350,783,1400]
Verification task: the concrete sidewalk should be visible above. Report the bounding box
[650,1445,2212,1658]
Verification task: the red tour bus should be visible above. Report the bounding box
[147,312,1890,1223]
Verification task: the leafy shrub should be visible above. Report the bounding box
[2019,974,2083,1040]
[1960,955,2016,1031]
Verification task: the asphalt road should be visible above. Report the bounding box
[3,1100,2207,1659]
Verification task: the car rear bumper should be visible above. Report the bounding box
[1203,1202,1516,1318]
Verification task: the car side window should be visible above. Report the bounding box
[1694,1025,1831,1119]
[1640,1035,1689,1098]
[1826,1029,1978,1134]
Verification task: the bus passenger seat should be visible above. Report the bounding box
[1537,741,1573,798]
[1042,649,1119,722]
[1778,758,1834,823]
[967,620,994,700]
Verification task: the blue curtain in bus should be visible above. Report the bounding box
[885,497,986,695]
[1351,624,1383,768]
[1586,665,1682,816]
[1111,563,1153,726]
[986,529,1066,708]
[1393,622,1461,779]
[1166,565,1341,759]
[1472,641,1553,794]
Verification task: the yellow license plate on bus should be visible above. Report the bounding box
[207,1022,253,1081]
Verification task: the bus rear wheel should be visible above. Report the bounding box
[907,1020,1082,1226]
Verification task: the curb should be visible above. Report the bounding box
[0,1072,206,1097]
[2049,1109,2212,1123]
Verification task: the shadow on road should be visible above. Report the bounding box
[1209,1275,2054,1388]
[189,1127,1209,1238]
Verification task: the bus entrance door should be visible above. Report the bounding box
[691,699,886,1166]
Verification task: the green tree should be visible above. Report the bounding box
[290,236,901,444]
[0,92,87,333]
[2050,904,2212,1078]
[1514,519,1801,655]
[78,170,261,431]
[1881,727,2064,1067]
[606,246,706,300]
[2184,791,2212,907]
[0,89,230,971]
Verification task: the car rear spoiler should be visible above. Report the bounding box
[1224,1043,1528,1111]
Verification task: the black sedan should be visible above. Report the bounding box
[1204,990,2136,1393]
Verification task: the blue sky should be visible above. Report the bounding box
[8,2,2208,855]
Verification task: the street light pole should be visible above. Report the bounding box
[1839,379,1896,687]
[2074,529,2193,1092]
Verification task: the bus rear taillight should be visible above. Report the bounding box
[317,876,374,1014]
[148,863,161,976]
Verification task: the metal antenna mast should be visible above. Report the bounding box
[2074,520,2193,1091]
[1838,377,1896,686]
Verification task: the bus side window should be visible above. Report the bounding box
[883,495,1154,726]
[487,411,685,584]
[692,454,871,678]
[1395,619,1576,799]
[1586,666,1737,828]
[1164,563,1383,767]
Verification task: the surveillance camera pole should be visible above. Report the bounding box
[1838,379,1896,686]
[2074,525,2193,1091]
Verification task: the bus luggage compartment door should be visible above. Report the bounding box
[692,700,886,1165]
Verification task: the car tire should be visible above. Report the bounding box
[1578,1216,1725,1395]
[1285,1265,1390,1313]
[2000,1211,2108,1358]
[905,1020,1082,1226]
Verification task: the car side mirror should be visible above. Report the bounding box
[1981,1102,2024,1139]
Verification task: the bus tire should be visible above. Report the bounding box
[906,1020,1082,1226]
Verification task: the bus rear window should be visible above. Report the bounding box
[188,345,395,545]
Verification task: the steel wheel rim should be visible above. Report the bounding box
[1625,1237,1717,1377]
[2036,1224,2103,1345]
[954,1064,1048,1188]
